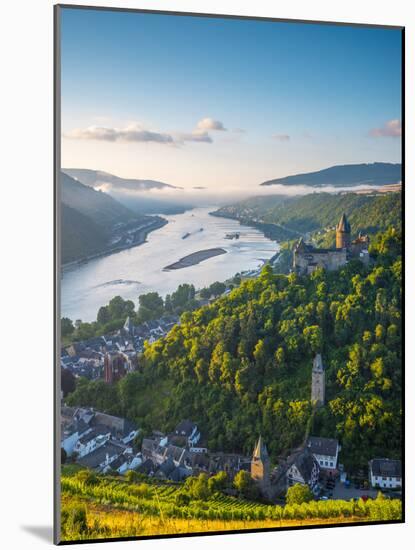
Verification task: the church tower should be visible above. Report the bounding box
[251,436,271,496]
[311,354,325,407]
[336,213,351,249]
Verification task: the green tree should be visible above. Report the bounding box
[208,471,228,493]
[286,483,313,505]
[61,317,75,337]
[209,281,226,297]
[233,470,258,499]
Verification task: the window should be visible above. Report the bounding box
[325,461,328,466]
[329,462,333,467]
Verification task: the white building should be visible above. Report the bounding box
[74,428,111,458]
[369,459,402,489]
[307,436,340,473]
[286,448,320,494]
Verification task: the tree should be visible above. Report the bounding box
[61,446,67,465]
[286,483,313,505]
[208,471,228,493]
[97,306,110,325]
[61,368,76,397]
[233,470,257,498]
[137,292,164,322]
[209,281,226,297]
[61,317,75,338]
[199,287,211,300]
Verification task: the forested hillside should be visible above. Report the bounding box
[66,227,402,472]
[61,172,138,229]
[214,192,401,238]
[61,204,108,264]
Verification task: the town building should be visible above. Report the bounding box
[173,420,201,447]
[307,436,340,474]
[369,458,402,490]
[293,213,370,275]
[286,448,320,495]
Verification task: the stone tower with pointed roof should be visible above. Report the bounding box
[123,316,134,335]
[311,354,325,407]
[336,213,351,250]
[251,436,271,496]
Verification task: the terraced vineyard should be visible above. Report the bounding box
[60,468,402,541]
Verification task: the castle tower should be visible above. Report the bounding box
[311,354,325,407]
[336,213,351,249]
[251,436,271,496]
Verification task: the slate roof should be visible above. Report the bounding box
[253,436,269,460]
[77,441,126,469]
[295,239,341,255]
[337,213,351,233]
[175,420,197,437]
[307,436,338,457]
[288,448,319,483]
[369,458,401,477]
[77,426,111,445]
[156,457,176,477]
[92,412,137,438]
[137,458,155,475]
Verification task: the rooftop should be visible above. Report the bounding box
[307,436,338,457]
[370,458,401,477]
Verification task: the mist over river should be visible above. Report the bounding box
[61,207,278,322]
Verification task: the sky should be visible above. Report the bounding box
[60,7,402,192]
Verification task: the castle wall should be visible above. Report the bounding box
[294,249,347,275]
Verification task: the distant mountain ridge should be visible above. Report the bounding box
[63,168,181,192]
[60,171,152,264]
[260,162,402,187]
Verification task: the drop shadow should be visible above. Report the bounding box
[21,525,53,543]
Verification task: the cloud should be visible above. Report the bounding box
[272,133,290,142]
[370,119,402,138]
[64,118,229,146]
[177,130,213,144]
[65,124,174,144]
[196,117,227,131]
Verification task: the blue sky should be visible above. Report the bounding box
[60,7,402,190]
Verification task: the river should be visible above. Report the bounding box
[61,206,278,322]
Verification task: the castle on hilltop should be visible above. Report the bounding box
[293,213,370,275]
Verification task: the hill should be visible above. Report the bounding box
[61,171,138,229]
[260,163,401,188]
[60,172,162,264]
[63,168,180,192]
[66,227,402,472]
[61,204,108,264]
[214,191,401,239]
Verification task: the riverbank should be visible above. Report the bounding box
[164,248,227,270]
[210,210,300,242]
[62,216,167,272]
